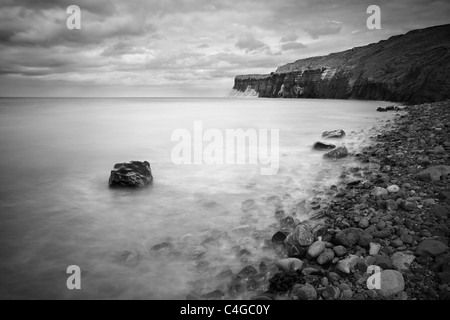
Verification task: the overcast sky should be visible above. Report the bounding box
[0,0,449,97]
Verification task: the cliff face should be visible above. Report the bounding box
[233,24,450,104]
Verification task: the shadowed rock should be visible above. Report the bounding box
[324,146,349,159]
[109,161,153,188]
[313,141,336,150]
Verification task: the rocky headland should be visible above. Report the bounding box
[232,24,450,104]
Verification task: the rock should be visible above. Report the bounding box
[317,248,335,265]
[334,228,362,247]
[415,239,449,257]
[386,199,399,211]
[336,254,360,274]
[415,166,450,182]
[391,252,415,271]
[372,187,388,197]
[275,258,303,272]
[369,242,382,256]
[324,146,349,159]
[312,141,336,150]
[429,205,449,220]
[308,240,326,258]
[271,231,289,244]
[108,161,153,188]
[333,245,347,257]
[387,185,400,193]
[374,254,394,269]
[378,270,405,298]
[434,146,446,153]
[402,201,416,212]
[322,129,346,139]
[292,283,317,300]
[373,229,391,239]
[400,234,413,244]
[241,199,256,211]
[342,289,353,299]
[377,107,387,112]
[321,286,341,300]
[285,224,314,246]
[358,232,373,248]
[358,218,370,229]
[286,243,307,259]
[391,239,404,248]
[150,242,174,252]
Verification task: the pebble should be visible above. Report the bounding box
[317,248,335,265]
[336,255,360,274]
[292,283,317,300]
[369,242,382,256]
[333,245,347,257]
[308,240,326,258]
[387,185,400,193]
[391,252,416,271]
[275,258,303,272]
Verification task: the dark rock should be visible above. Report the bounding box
[374,254,394,269]
[333,245,348,257]
[285,224,314,246]
[109,161,153,188]
[322,130,346,139]
[415,239,449,257]
[335,228,362,247]
[358,232,373,248]
[292,283,317,300]
[324,146,349,159]
[372,229,391,239]
[313,141,336,150]
[271,231,289,244]
[415,166,450,182]
[286,243,307,259]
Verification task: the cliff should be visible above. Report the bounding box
[233,24,450,104]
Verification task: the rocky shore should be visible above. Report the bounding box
[219,100,450,300]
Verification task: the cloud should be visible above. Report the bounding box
[303,21,343,39]
[235,34,269,53]
[281,42,307,51]
[280,33,298,43]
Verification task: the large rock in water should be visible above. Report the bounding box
[324,146,349,159]
[312,141,336,150]
[109,161,153,188]
[322,130,346,139]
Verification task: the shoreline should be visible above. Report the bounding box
[220,100,450,300]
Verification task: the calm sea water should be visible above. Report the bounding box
[0,98,394,299]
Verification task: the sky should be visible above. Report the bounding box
[0,0,449,97]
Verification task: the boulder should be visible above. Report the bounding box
[322,129,346,139]
[324,146,349,159]
[308,240,326,258]
[285,224,314,247]
[292,283,317,300]
[415,239,449,257]
[415,165,450,182]
[391,252,415,272]
[109,161,153,188]
[275,258,303,272]
[334,228,362,247]
[312,141,336,150]
[336,254,360,274]
[378,270,405,298]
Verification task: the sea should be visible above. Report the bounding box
[0,97,395,299]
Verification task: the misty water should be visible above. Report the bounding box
[0,98,395,299]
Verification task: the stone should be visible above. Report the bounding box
[286,243,307,259]
[391,239,404,248]
[369,242,382,256]
[378,270,405,298]
[391,252,415,271]
[336,254,360,274]
[323,146,349,159]
[387,185,400,193]
[321,286,341,300]
[386,199,399,211]
[403,201,416,212]
[415,239,449,257]
[400,234,413,244]
[275,258,303,272]
[308,240,326,258]
[429,205,449,219]
[150,242,174,252]
[285,224,314,247]
[333,245,347,257]
[271,231,289,244]
[292,283,317,300]
[358,232,373,248]
[312,141,336,150]
[322,129,346,139]
[334,228,362,247]
[108,161,153,188]
[358,218,370,229]
[372,187,388,197]
[317,248,335,265]
[415,165,450,182]
[374,254,394,269]
[373,229,391,239]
